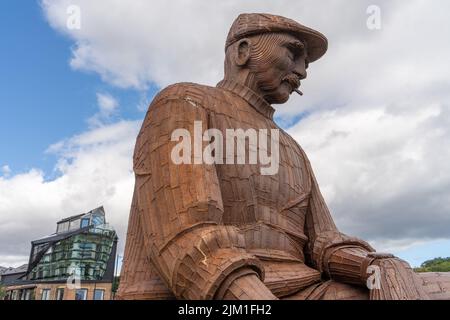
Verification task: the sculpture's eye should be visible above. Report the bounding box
[287,50,295,61]
[286,41,304,62]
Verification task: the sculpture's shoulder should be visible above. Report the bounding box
[134,82,228,174]
[277,126,311,164]
[149,82,228,113]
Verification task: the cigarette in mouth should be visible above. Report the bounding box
[294,89,303,96]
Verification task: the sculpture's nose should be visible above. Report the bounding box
[293,60,307,80]
[293,67,307,81]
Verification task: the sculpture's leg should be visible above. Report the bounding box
[116,190,175,300]
[417,272,450,300]
[284,281,369,300]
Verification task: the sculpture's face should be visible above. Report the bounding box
[248,33,309,104]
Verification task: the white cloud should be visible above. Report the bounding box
[288,103,450,242]
[1,0,447,266]
[1,165,11,177]
[40,0,404,91]
[87,92,119,127]
[0,256,29,269]
[97,92,118,115]
[39,0,450,116]
[0,121,140,266]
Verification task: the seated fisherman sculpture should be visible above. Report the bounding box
[117,13,432,300]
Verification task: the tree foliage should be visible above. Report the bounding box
[112,276,120,293]
[414,257,450,272]
[0,285,6,300]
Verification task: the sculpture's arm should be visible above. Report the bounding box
[134,92,275,300]
[301,150,429,299]
[301,149,375,282]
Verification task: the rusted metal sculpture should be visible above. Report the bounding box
[117,13,446,300]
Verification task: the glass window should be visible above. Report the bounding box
[26,289,35,300]
[92,214,105,226]
[75,289,88,300]
[57,222,69,233]
[80,242,96,250]
[56,288,64,300]
[81,218,90,228]
[93,268,103,279]
[41,289,51,300]
[93,289,104,300]
[69,219,80,230]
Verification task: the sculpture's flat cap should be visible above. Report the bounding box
[226,13,328,63]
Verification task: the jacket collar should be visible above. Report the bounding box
[216,79,275,120]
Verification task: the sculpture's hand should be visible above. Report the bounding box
[218,273,278,300]
[366,255,429,300]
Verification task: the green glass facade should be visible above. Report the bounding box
[28,225,116,281]
[26,207,117,282]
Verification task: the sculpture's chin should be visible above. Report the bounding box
[266,86,291,105]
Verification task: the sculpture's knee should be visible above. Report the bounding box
[321,281,369,300]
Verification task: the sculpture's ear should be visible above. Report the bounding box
[235,38,250,66]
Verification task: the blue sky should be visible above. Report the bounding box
[0,1,448,269]
[397,240,450,267]
[0,1,148,178]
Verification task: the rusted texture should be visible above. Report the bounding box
[417,272,450,300]
[117,13,441,300]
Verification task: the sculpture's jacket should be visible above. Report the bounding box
[116,81,375,300]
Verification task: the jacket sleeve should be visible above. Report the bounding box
[133,88,264,299]
[301,148,375,282]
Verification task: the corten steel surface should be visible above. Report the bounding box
[116,13,449,300]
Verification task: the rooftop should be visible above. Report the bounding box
[0,264,28,276]
[56,206,105,224]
